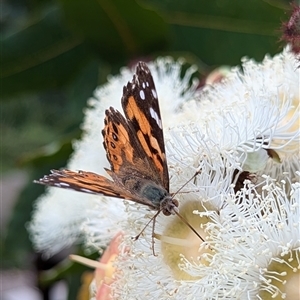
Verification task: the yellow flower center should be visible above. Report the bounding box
[158,200,213,280]
[259,249,300,299]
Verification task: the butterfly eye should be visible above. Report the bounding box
[110,142,116,149]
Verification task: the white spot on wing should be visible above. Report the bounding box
[80,188,95,194]
[146,81,149,87]
[142,82,145,89]
[140,90,145,100]
[59,182,70,187]
[149,107,162,129]
[151,89,157,99]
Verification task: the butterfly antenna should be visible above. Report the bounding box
[173,210,205,243]
[172,170,201,199]
[170,170,205,243]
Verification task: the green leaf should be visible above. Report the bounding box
[19,138,75,168]
[144,0,289,65]
[1,7,93,97]
[64,59,104,121]
[1,1,169,98]
[57,0,169,61]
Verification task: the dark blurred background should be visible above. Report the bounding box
[1,0,291,299]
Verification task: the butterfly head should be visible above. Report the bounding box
[160,197,179,216]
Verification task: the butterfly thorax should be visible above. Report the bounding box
[140,183,179,215]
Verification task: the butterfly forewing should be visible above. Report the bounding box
[36,61,173,212]
[121,62,169,191]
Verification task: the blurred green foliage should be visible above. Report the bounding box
[1,0,291,298]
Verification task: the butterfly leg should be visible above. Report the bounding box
[151,211,161,256]
[132,210,160,240]
[132,210,161,256]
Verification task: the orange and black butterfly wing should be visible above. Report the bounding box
[35,169,156,208]
[35,62,169,206]
[121,62,169,191]
[102,106,163,184]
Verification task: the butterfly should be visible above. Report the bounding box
[35,62,204,249]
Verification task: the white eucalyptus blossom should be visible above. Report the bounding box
[105,172,299,300]
[102,48,299,299]
[29,47,299,300]
[178,174,300,300]
[176,47,299,173]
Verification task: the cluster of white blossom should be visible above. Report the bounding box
[30,48,299,299]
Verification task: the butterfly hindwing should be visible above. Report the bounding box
[121,62,169,191]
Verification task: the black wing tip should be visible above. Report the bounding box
[105,106,122,117]
[33,169,67,184]
[122,61,152,95]
[33,178,52,187]
[33,179,43,184]
[34,174,55,185]
[136,61,150,73]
